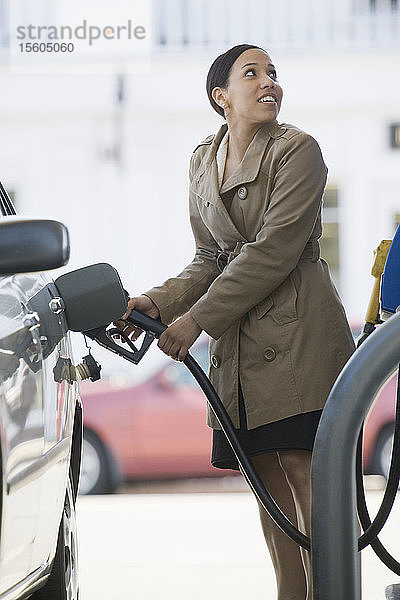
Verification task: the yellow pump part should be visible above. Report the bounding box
[365,239,392,324]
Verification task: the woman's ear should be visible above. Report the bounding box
[212,86,228,110]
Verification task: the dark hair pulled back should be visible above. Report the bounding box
[206,43,268,118]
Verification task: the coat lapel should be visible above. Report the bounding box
[194,120,287,242]
[220,120,286,194]
[195,128,246,242]
[195,124,227,209]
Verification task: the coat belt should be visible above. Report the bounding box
[216,238,320,273]
[300,238,321,262]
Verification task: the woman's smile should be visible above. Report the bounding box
[259,97,276,103]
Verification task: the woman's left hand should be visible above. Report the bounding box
[158,312,202,361]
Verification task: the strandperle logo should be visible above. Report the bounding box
[16,19,146,46]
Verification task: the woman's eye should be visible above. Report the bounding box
[244,68,278,80]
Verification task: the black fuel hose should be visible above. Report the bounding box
[126,309,310,550]
[184,352,311,550]
[126,308,400,564]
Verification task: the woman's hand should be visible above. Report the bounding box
[113,295,160,342]
[158,312,202,362]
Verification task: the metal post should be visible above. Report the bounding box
[311,312,400,600]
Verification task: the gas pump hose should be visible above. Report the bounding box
[125,309,311,550]
[125,309,400,565]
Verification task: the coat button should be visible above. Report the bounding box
[211,355,221,368]
[237,186,248,200]
[263,347,276,362]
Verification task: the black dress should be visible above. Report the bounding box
[211,380,323,471]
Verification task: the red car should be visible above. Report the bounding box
[354,325,398,479]
[363,371,397,477]
[78,340,225,494]
[78,329,398,495]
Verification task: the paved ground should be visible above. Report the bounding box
[76,477,400,599]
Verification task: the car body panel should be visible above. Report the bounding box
[0,273,47,589]
[0,267,80,596]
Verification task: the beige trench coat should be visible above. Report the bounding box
[145,120,355,429]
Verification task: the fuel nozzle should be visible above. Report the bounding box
[75,353,102,382]
[357,239,391,348]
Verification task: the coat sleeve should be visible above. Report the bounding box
[189,132,328,340]
[144,153,221,325]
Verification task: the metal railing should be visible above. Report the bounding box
[1,0,400,59]
[154,0,400,51]
[311,311,400,600]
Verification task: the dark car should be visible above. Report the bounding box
[0,186,82,599]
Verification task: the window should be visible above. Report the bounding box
[367,0,398,11]
[320,187,340,289]
[390,123,400,148]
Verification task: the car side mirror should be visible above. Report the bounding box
[0,217,70,275]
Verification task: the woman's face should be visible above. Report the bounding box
[214,48,283,126]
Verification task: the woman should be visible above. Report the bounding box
[118,44,355,600]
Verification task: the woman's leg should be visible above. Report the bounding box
[249,452,308,600]
[277,450,313,600]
